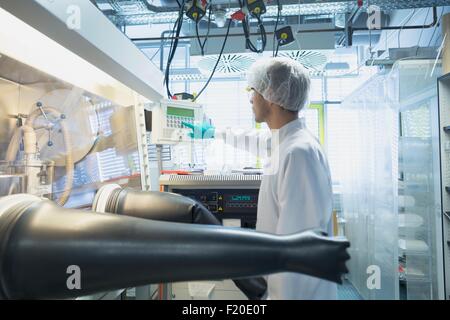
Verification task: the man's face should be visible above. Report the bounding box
[249,88,271,123]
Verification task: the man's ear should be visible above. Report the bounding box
[268,101,283,113]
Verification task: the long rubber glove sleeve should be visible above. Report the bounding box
[232,277,268,300]
[103,187,267,299]
[0,197,349,299]
[111,188,221,225]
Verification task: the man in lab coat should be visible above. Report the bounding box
[247,57,336,300]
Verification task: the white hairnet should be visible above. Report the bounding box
[247,57,311,112]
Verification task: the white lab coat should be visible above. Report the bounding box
[256,117,337,300]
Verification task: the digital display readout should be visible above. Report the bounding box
[172,189,259,229]
[167,106,195,118]
[230,195,252,202]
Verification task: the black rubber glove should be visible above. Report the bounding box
[232,277,267,300]
[97,187,221,225]
[0,195,350,299]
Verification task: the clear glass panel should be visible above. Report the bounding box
[189,80,255,130]
[176,79,325,172]
[327,105,359,184]
[310,77,324,102]
[339,71,399,300]
[0,53,142,208]
[438,73,450,301]
[338,59,444,300]
[397,60,444,300]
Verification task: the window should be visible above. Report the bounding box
[189,80,255,130]
[176,79,325,171]
[326,104,359,184]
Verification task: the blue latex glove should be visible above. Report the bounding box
[182,121,215,139]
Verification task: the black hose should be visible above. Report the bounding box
[193,18,233,102]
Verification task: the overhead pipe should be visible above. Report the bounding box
[0,194,350,299]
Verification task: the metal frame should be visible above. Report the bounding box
[133,103,152,191]
[437,73,450,299]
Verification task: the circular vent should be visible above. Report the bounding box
[198,54,256,74]
[279,51,328,71]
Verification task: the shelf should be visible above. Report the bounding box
[403,276,432,283]
[398,213,424,228]
[398,239,430,255]
[399,268,431,283]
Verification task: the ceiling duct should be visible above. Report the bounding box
[197,53,256,74]
[278,50,329,71]
[191,50,329,77]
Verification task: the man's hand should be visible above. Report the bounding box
[182,121,216,139]
[283,230,350,284]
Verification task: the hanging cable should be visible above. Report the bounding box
[243,15,266,53]
[238,0,267,53]
[272,0,282,57]
[195,21,203,55]
[164,0,186,98]
[195,5,212,56]
[193,18,232,102]
[255,15,267,52]
[416,7,432,55]
[274,40,281,57]
[398,9,417,48]
[428,7,445,48]
[164,20,179,96]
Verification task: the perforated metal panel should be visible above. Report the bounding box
[368,0,450,10]
[279,50,328,71]
[197,54,256,74]
[159,174,262,187]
